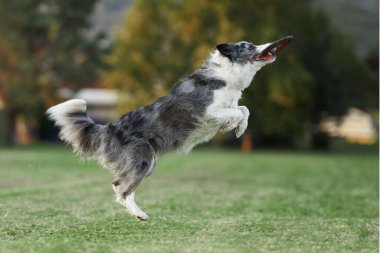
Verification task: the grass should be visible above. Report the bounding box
[0,145,378,253]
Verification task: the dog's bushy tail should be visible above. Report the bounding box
[46,99,103,157]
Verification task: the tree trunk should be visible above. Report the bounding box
[5,109,16,146]
[311,128,331,150]
[310,112,331,150]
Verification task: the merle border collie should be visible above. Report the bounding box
[47,36,293,221]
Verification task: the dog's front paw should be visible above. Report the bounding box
[235,120,248,138]
[220,121,239,133]
[220,123,235,133]
[219,111,244,133]
[235,106,249,138]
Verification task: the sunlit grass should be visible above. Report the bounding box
[0,145,378,253]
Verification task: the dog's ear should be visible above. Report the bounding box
[216,43,235,60]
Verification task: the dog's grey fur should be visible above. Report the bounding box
[47,38,291,220]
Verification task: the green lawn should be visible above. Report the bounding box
[0,145,378,253]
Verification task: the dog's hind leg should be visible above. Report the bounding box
[111,141,156,221]
[113,175,150,221]
[125,190,147,221]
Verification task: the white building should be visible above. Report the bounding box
[320,107,378,144]
[73,88,120,123]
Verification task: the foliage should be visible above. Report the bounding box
[361,48,379,110]
[103,0,369,146]
[0,0,107,144]
[104,0,242,110]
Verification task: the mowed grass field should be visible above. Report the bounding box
[0,145,378,253]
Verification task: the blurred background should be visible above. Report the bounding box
[0,0,378,150]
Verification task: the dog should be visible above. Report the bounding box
[47,36,293,221]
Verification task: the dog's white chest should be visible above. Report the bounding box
[210,88,242,109]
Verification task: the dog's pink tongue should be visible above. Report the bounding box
[259,52,275,61]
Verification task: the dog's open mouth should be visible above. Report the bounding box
[254,36,293,62]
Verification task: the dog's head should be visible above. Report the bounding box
[216,36,293,68]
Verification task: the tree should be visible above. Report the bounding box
[104,0,370,148]
[362,48,379,111]
[0,0,107,145]
[224,0,368,148]
[104,0,242,110]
